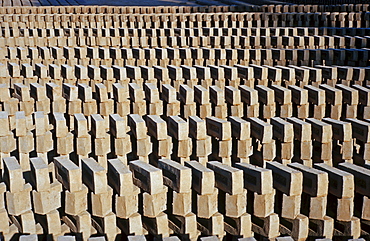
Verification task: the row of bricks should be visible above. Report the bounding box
[1,106,369,166]
[0,5,239,15]
[259,3,370,13]
[6,79,370,122]
[0,3,369,15]
[0,35,368,51]
[1,18,365,30]
[0,113,340,168]
[1,46,369,69]
[1,60,370,84]
[4,153,370,240]
[11,98,370,141]
[2,26,370,39]
[0,12,367,25]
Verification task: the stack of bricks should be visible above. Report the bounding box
[207,161,253,238]
[314,163,360,239]
[271,117,294,165]
[189,116,211,165]
[61,64,77,86]
[271,85,292,118]
[222,65,239,87]
[168,115,192,164]
[0,112,16,167]
[158,159,199,240]
[264,65,282,86]
[306,118,333,166]
[229,116,252,164]
[29,157,67,238]
[179,84,196,119]
[156,49,170,67]
[162,84,181,118]
[234,65,254,87]
[74,113,91,162]
[339,162,370,232]
[144,83,163,116]
[110,49,124,67]
[239,85,259,118]
[155,66,171,89]
[54,157,93,240]
[3,157,41,236]
[127,67,143,89]
[31,83,50,114]
[108,159,144,236]
[185,161,224,239]
[64,47,77,67]
[81,158,118,241]
[209,65,225,89]
[62,83,81,131]
[316,65,337,86]
[235,163,280,240]
[209,86,227,120]
[113,82,130,120]
[0,84,11,120]
[289,85,309,119]
[39,47,53,67]
[47,82,66,114]
[87,48,100,68]
[179,50,192,68]
[225,86,242,118]
[323,118,353,165]
[287,117,312,166]
[53,112,73,160]
[353,84,370,119]
[129,83,146,116]
[304,85,326,120]
[181,65,197,88]
[128,114,152,163]
[288,163,333,239]
[96,83,114,118]
[250,65,267,86]
[49,65,63,87]
[91,114,110,169]
[255,85,275,120]
[276,65,296,87]
[168,65,185,91]
[9,63,24,87]
[206,117,232,165]
[88,65,103,92]
[195,65,212,88]
[77,83,95,123]
[145,114,172,161]
[319,84,343,120]
[140,66,154,86]
[194,85,211,119]
[248,117,275,166]
[14,85,34,170]
[143,50,156,68]
[110,114,131,163]
[0,63,10,85]
[74,48,89,68]
[33,111,53,162]
[122,50,135,66]
[100,50,113,68]
[346,118,370,166]
[266,161,308,241]
[336,84,358,119]
[130,160,171,238]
